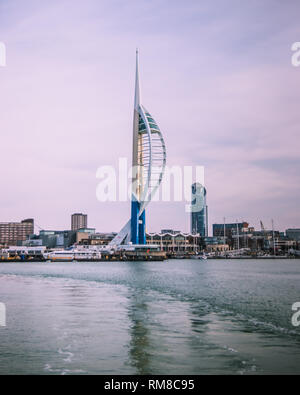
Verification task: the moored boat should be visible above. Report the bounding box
[49,251,74,262]
[190,254,208,260]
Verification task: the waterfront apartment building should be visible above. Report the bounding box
[75,228,96,244]
[71,213,88,231]
[0,219,34,247]
[286,229,300,241]
[147,231,202,253]
[26,230,77,249]
[203,237,230,253]
[213,222,249,239]
[191,183,208,237]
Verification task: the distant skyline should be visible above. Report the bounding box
[0,0,300,234]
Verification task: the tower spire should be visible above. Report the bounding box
[134,48,140,110]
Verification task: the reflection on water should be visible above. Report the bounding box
[125,261,152,374]
[128,289,151,374]
[0,260,300,375]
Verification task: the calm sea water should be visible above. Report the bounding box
[0,259,300,375]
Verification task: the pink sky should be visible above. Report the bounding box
[0,0,300,234]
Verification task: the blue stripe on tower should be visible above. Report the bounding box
[138,210,146,245]
[131,199,140,244]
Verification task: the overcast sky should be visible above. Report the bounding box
[0,0,300,234]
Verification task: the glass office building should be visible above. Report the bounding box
[191,183,208,237]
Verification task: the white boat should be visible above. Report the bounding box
[49,251,74,262]
[46,248,102,262]
[74,249,102,261]
[191,254,207,260]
